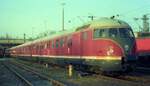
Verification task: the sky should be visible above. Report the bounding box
[0,0,150,38]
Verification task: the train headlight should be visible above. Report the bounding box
[12,50,16,53]
[106,46,114,55]
[106,56,111,60]
[124,45,129,51]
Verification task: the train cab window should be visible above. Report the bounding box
[119,28,134,38]
[108,29,118,38]
[56,40,59,48]
[93,29,107,38]
[82,32,88,40]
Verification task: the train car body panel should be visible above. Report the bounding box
[134,32,150,65]
[136,38,150,56]
[134,32,150,56]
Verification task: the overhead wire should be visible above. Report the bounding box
[117,2,150,18]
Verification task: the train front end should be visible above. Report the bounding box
[87,18,137,72]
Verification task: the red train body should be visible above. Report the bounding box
[136,38,150,56]
[135,32,150,62]
[10,18,137,72]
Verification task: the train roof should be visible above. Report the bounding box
[75,17,130,31]
[9,30,75,50]
[10,17,130,50]
[90,18,130,28]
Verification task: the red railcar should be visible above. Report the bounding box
[10,18,137,72]
[135,32,150,62]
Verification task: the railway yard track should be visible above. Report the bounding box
[1,58,150,86]
[16,59,150,86]
[3,63,54,86]
[13,59,150,86]
[76,70,147,86]
[97,73,150,86]
[0,61,27,86]
[77,66,150,86]
[3,62,35,86]
[9,61,66,86]
[0,59,66,86]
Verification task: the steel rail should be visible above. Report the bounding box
[3,63,33,86]
[10,61,67,86]
[77,70,140,86]
[137,67,150,71]
[118,75,150,83]
[89,71,150,86]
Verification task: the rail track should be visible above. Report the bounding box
[101,69,150,86]
[77,68,150,86]
[115,75,150,85]
[0,61,28,86]
[2,62,34,86]
[136,67,150,72]
[3,61,66,86]
[10,59,150,86]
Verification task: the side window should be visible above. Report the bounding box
[56,40,59,48]
[47,41,50,48]
[52,40,55,48]
[67,39,72,47]
[82,32,88,40]
[60,38,64,47]
[38,44,40,50]
[67,36,72,47]
[44,42,47,49]
[42,43,44,49]
[40,44,43,50]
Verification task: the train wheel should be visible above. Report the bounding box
[122,63,135,73]
[128,64,136,72]
[122,64,128,72]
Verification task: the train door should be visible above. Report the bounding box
[67,36,72,56]
[81,31,88,56]
[55,39,59,55]
[80,32,83,56]
[71,33,81,56]
[80,30,92,57]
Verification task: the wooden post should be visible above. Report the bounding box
[45,63,48,68]
[68,64,72,78]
